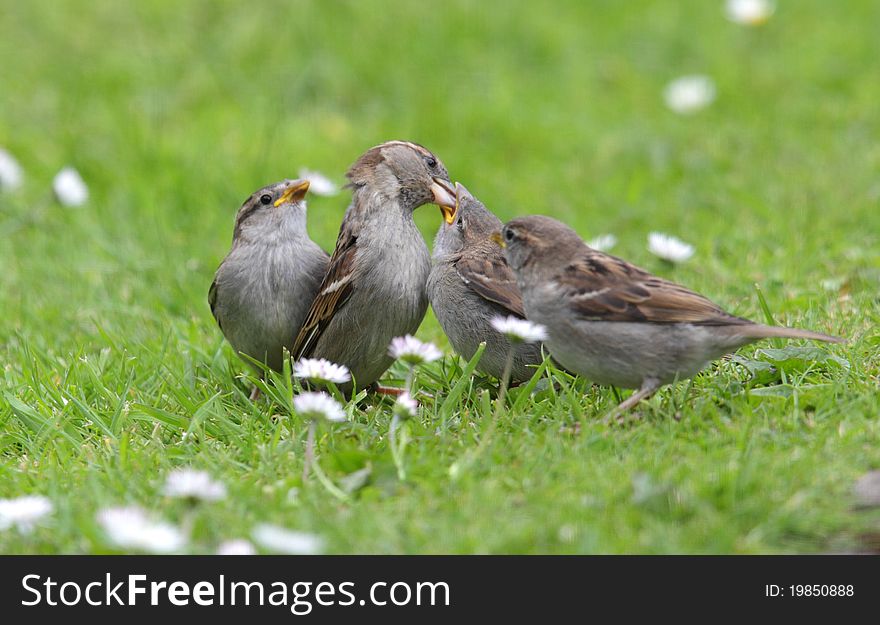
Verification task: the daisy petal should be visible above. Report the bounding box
[388,335,443,365]
[294,391,346,423]
[725,0,775,26]
[0,148,24,191]
[664,75,716,115]
[298,168,339,196]
[252,524,323,554]
[490,316,548,344]
[294,358,351,385]
[52,166,89,206]
[647,232,695,263]
[162,468,227,502]
[0,495,53,533]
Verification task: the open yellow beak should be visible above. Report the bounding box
[439,182,462,225]
[274,179,310,207]
[430,178,457,222]
[490,232,506,248]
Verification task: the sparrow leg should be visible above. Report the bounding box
[372,384,405,397]
[249,386,263,402]
[603,378,661,424]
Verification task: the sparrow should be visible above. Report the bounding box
[497,215,843,415]
[291,141,456,395]
[209,179,329,396]
[427,182,543,383]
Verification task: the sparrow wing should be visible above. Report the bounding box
[455,242,526,318]
[291,212,359,359]
[208,277,222,331]
[558,249,750,326]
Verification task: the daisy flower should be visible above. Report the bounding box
[0,148,24,191]
[294,358,351,385]
[216,539,257,555]
[252,524,323,555]
[52,166,89,206]
[0,495,53,533]
[393,391,419,419]
[725,0,775,26]
[663,75,716,115]
[298,168,339,196]
[97,506,186,553]
[491,316,548,344]
[647,232,695,263]
[162,468,227,502]
[587,234,617,252]
[294,391,346,423]
[388,335,442,365]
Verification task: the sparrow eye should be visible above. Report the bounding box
[260,194,272,205]
[504,228,515,242]
[425,156,437,169]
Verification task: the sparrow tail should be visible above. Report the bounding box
[738,324,844,344]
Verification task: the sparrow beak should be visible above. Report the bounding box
[274,179,310,207]
[438,182,463,225]
[490,232,506,248]
[430,178,457,217]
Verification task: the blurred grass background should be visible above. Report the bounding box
[1,0,879,553]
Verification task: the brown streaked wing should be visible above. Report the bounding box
[559,249,750,326]
[455,241,526,318]
[291,218,359,359]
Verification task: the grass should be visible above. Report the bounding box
[1,0,879,554]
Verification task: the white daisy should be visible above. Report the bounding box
[394,391,419,419]
[647,232,695,263]
[294,391,346,423]
[0,495,53,533]
[491,316,548,344]
[388,335,443,365]
[251,524,323,555]
[663,75,716,115]
[162,468,227,502]
[97,506,186,553]
[298,168,339,196]
[294,358,351,385]
[0,148,24,191]
[52,166,89,206]
[587,234,617,252]
[725,0,774,26]
[216,539,257,555]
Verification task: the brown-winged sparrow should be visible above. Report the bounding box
[291,141,456,395]
[428,183,542,383]
[497,215,842,415]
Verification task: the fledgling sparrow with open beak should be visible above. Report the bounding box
[210,179,329,396]
[428,183,543,383]
[291,141,456,395]
[496,215,843,416]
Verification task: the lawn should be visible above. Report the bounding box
[1,0,878,554]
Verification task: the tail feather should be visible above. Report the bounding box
[738,324,844,344]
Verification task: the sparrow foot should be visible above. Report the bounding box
[602,378,661,425]
[249,386,263,402]
[372,384,405,397]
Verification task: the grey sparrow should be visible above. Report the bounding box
[291,141,456,395]
[210,179,329,397]
[497,215,843,415]
[428,182,543,383]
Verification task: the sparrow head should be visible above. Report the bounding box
[433,182,503,257]
[346,140,455,212]
[497,215,584,273]
[233,178,310,240]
